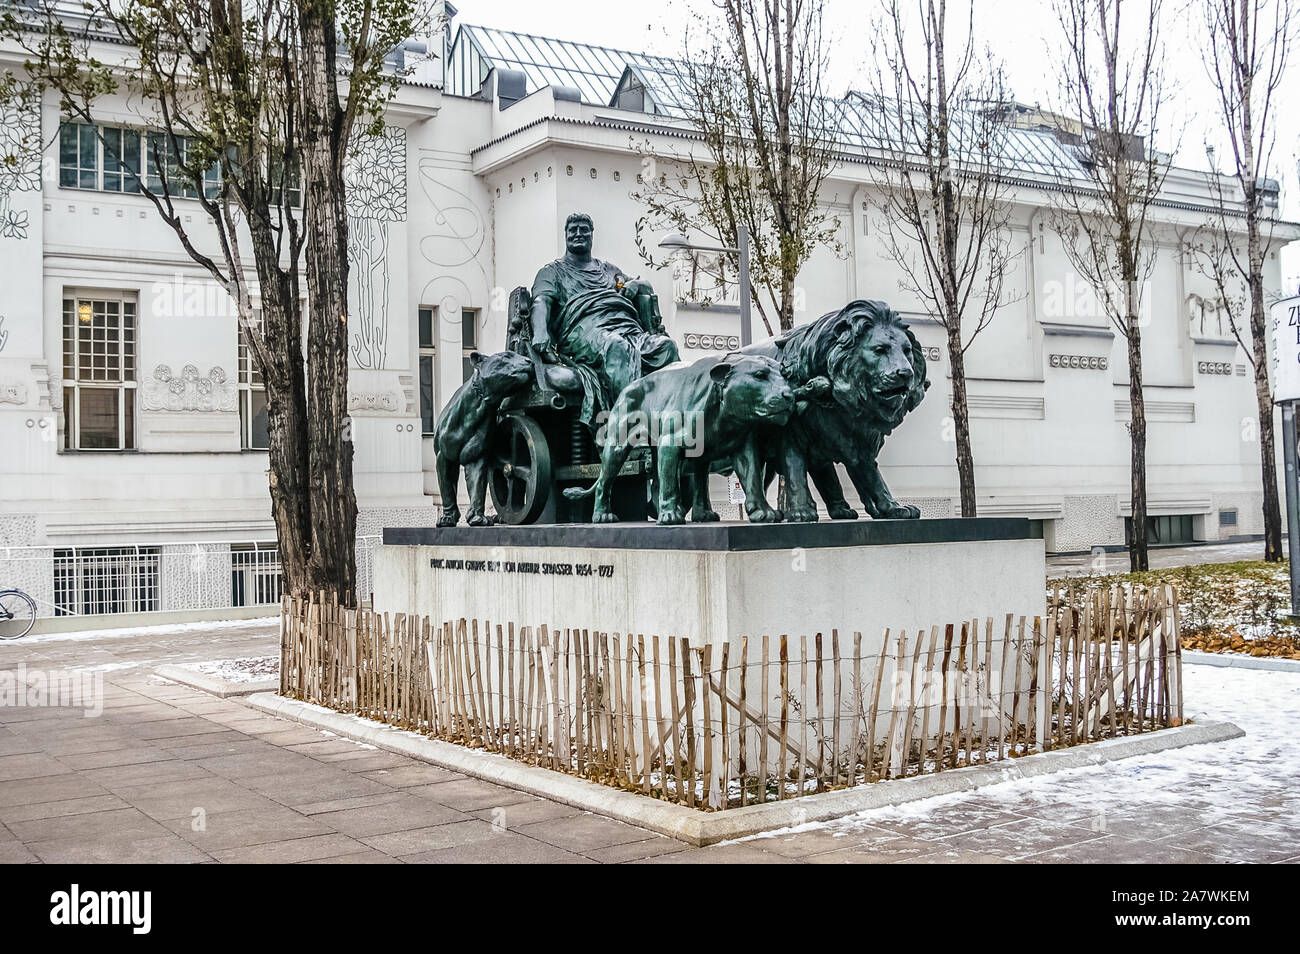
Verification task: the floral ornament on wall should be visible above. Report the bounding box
[345,127,408,370]
[142,364,237,412]
[0,95,42,241]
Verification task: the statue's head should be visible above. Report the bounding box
[710,354,796,427]
[822,300,928,428]
[468,350,534,400]
[564,212,594,255]
[777,299,929,432]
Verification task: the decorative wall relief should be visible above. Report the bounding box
[0,378,29,405]
[670,248,737,307]
[346,127,408,370]
[417,158,486,270]
[0,96,41,240]
[415,156,489,330]
[348,368,408,416]
[0,316,8,353]
[682,333,742,351]
[142,365,237,412]
[1187,293,1234,340]
[1050,353,1109,371]
[347,390,403,413]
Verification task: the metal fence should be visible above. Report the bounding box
[231,543,283,608]
[0,533,385,619]
[53,545,161,616]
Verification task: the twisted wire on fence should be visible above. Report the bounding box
[280,583,1183,811]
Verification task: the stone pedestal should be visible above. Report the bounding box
[375,519,1046,781]
[376,518,1045,650]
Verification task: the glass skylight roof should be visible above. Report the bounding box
[448,22,1102,183]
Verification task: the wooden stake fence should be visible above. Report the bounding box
[279,583,1183,810]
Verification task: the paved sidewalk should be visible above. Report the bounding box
[2,619,1297,864]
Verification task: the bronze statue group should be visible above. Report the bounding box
[435,213,930,528]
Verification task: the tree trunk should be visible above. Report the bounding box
[946,325,977,518]
[296,5,358,603]
[779,277,795,332]
[1127,323,1150,572]
[1237,17,1283,562]
[1249,197,1282,559]
[244,224,314,599]
[931,0,977,517]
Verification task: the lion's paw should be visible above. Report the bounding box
[749,507,786,524]
[782,506,818,523]
[658,508,686,526]
[593,510,621,523]
[880,504,920,519]
[691,508,721,523]
[827,503,859,520]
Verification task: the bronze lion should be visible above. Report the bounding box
[743,299,930,521]
[563,353,795,524]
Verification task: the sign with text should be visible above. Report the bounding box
[1271,296,1300,402]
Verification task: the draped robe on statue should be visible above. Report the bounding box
[530,257,679,428]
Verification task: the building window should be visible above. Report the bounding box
[59,122,100,190]
[146,131,215,198]
[53,546,160,616]
[101,126,143,193]
[238,312,269,450]
[268,152,302,207]
[60,122,145,193]
[461,308,480,383]
[62,295,137,451]
[419,305,436,435]
[59,121,218,198]
[231,543,282,607]
[1125,514,1195,546]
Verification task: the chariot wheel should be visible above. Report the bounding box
[489,413,552,525]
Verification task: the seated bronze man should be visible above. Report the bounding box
[528,212,680,428]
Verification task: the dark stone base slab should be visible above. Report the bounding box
[383,517,1042,552]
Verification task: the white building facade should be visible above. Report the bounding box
[0,9,1296,620]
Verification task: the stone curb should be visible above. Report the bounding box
[1182,651,1300,673]
[155,665,280,698]
[241,692,1244,847]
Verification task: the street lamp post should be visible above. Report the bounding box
[658,227,753,348]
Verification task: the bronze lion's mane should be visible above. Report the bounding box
[771,299,928,433]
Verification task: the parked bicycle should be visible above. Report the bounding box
[0,588,37,640]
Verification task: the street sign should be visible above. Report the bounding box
[1270,295,1300,402]
[728,474,745,505]
[1275,295,1300,612]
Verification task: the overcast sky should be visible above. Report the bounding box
[452,0,1299,288]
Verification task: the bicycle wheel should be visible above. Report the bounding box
[0,590,37,640]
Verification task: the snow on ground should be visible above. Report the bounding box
[182,655,279,683]
[755,664,1300,840]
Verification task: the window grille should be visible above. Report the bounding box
[53,546,160,616]
[231,543,282,607]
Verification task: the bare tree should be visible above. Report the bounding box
[860,0,1018,519]
[1,0,424,601]
[631,0,842,334]
[1050,0,1173,572]
[1188,0,1295,562]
